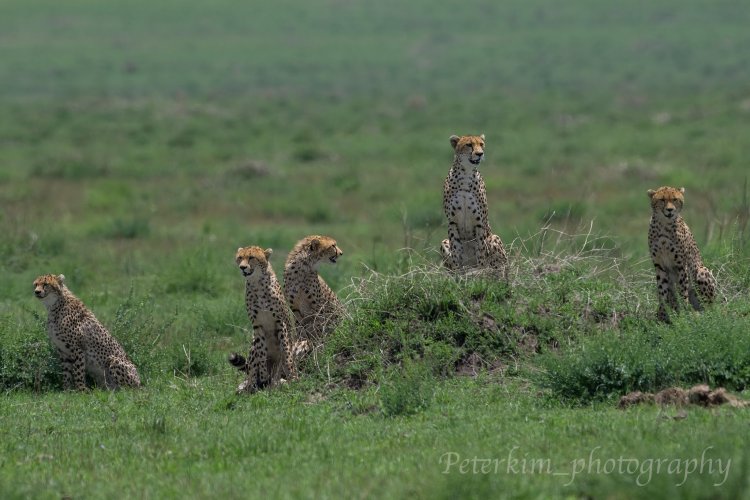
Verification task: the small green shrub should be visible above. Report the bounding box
[111,288,176,381]
[0,310,61,391]
[380,360,435,417]
[168,342,215,378]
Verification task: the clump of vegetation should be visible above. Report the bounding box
[111,288,176,381]
[541,305,750,403]
[380,359,435,416]
[0,310,61,392]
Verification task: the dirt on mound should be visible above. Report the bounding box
[618,385,750,409]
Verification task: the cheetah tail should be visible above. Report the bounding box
[227,352,249,372]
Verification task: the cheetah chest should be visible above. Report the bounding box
[47,321,74,356]
[650,228,684,271]
[653,244,679,270]
[447,190,484,241]
[292,279,324,316]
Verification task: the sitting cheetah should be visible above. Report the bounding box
[284,235,344,355]
[441,134,508,277]
[228,246,297,393]
[33,274,140,390]
[647,186,717,322]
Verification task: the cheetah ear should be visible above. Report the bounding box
[449,135,460,149]
[479,134,485,140]
[309,238,321,252]
[237,247,243,253]
[56,274,65,285]
[264,248,273,259]
[647,189,656,199]
[679,187,685,194]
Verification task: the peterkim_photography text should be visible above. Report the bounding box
[439,446,731,487]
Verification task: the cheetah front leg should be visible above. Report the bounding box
[67,348,87,391]
[237,335,268,394]
[675,264,692,309]
[276,320,297,382]
[654,264,678,323]
[445,223,465,270]
[57,349,76,390]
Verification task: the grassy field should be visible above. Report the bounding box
[2,0,750,498]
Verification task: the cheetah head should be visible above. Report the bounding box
[647,186,685,221]
[308,235,343,267]
[235,246,272,279]
[33,274,66,305]
[450,134,485,166]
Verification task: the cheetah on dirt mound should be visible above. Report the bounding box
[647,186,717,322]
[441,134,508,277]
[33,274,140,390]
[284,235,344,355]
[228,246,297,393]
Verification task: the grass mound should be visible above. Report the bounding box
[314,229,649,390]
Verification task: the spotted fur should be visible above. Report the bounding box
[440,134,508,276]
[283,235,344,355]
[33,274,140,390]
[228,246,297,393]
[647,186,717,322]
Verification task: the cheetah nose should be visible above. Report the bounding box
[239,264,248,270]
[475,151,483,157]
[34,290,42,296]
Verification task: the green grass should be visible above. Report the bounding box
[2,0,750,497]
[2,377,750,499]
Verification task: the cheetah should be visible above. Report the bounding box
[32,274,140,390]
[441,134,508,277]
[647,186,717,322]
[228,246,297,393]
[284,235,344,355]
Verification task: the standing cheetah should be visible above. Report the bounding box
[647,186,717,322]
[284,235,344,355]
[441,134,508,277]
[33,274,140,390]
[228,246,297,393]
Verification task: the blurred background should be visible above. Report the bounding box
[1,0,749,313]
